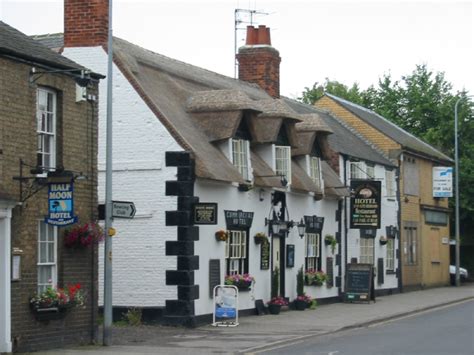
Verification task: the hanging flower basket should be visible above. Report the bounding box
[254,232,268,245]
[379,236,388,245]
[63,222,104,249]
[215,230,228,242]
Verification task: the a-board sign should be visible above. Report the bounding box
[209,259,221,298]
[345,263,373,303]
[212,285,239,327]
[193,203,218,225]
[260,241,270,270]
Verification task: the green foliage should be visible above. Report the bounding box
[271,267,279,298]
[300,64,474,242]
[309,298,318,310]
[296,266,304,296]
[122,308,142,326]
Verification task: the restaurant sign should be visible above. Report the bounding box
[224,210,254,229]
[45,182,78,226]
[350,180,381,229]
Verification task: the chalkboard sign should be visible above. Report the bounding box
[326,257,334,288]
[260,241,270,270]
[286,244,295,268]
[345,263,373,303]
[209,259,221,298]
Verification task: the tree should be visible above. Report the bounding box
[300,65,474,242]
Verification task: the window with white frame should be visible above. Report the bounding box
[305,232,320,270]
[386,237,395,270]
[36,88,57,172]
[232,139,250,181]
[225,230,248,275]
[275,145,291,184]
[309,157,321,189]
[38,222,57,293]
[385,169,396,197]
[350,161,365,179]
[360,230,375,265]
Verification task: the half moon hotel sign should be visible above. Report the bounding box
[45,182,78,226]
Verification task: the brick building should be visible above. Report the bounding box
[0,21,102,352]
[316,94,453,290]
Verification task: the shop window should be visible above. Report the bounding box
[425,210,448,226]
[38,222,57,293]
[360,229,375,265]
[386,237,395,271]
[275,145,291,184]
[36,87,57,173]
[309,156,321,189]
[232,139,250,181]
[225,230,248,275]
[305,232,320,270]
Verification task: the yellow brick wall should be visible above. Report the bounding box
[317,96,450,288]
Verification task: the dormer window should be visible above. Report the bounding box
[232,139,250,181]
[275,145,291,184]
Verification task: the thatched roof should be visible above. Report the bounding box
[296,113,332,134]
[321,161,349,198]
[186,90,262,113]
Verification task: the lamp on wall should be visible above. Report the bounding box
[297,218,306,238]
[29,67,92,87]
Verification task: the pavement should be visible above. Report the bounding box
[29,284,474,354]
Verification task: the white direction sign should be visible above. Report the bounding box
[112,201,136,219]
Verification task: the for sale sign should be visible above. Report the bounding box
[433,167,453,198]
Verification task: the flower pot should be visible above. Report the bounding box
[379,239,388,245]
[268,304,281,315]
[237,284,251,291]
[294,299,307,311]
[254,236,266,245]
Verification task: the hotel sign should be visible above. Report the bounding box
[224,210,254,229]
[45,182,78,226]
[350,180,381,229]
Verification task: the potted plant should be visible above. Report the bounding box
[30,284,85,320]
[215,229,228,242]
[324,234,338,254]
[224,273,255,291]
[253,232,268,245]
[63,222,104,249]
[267,296,288,315]
[305,269,328,286]
[294,266,306,310]
[379,235,388,245]
[294,294,313,310]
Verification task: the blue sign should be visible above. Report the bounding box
[45,182,78,226]
[215,306,236,319]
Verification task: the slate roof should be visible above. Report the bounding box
[0,22,101,78]
[324,93,453,163]
[34,33,343,196]
[283,98,396,167]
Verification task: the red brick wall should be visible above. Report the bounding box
[237,46,281,98]
[64,0,109,47]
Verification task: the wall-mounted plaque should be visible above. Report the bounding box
[326,257,334,288]
[260,241,270,270]
[194,203,218,225]
[209,259,221,298]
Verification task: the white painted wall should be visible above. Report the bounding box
[343,158,399,291]
[63,47,181,306]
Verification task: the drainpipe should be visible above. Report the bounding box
[395,162,403,292]
[343,155,348,295]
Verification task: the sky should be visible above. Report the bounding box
[1,0,473,99]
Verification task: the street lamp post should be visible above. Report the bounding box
[453,96,473,287]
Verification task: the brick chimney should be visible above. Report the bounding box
[236,25,281,98]
[64,0,109,47]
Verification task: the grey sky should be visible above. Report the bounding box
[1,0,472,98]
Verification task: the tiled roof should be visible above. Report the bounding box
[0,22,84,71]
[325,93,453,163]
[283,98,396,167]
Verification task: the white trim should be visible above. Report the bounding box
[0,202,15,353]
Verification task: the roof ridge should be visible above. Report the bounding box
[325,92,452,161]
